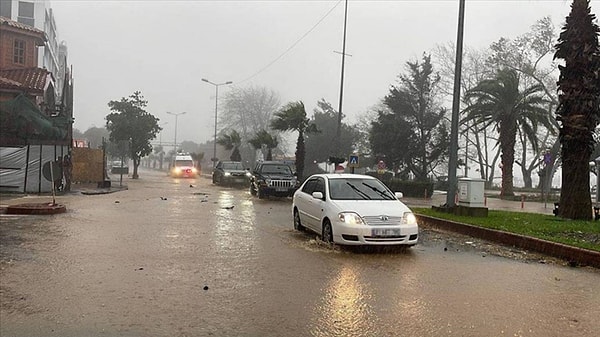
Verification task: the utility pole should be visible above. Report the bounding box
[446,0,466,208]
[334,0,349,157]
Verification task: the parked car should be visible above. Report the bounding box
[292,173,418,246]
[110,160,129,175]
[249,161,300,199]
[212,161,250,185]
[170,154,198,178]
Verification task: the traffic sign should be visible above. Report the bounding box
[348,155,359,168]
[42,160,62,182]
[543,152,552,165]
[377,160,386,174]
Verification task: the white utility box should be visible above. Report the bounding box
[458,178,485,207]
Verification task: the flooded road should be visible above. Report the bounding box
[1,168,599,337]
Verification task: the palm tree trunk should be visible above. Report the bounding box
[500,121,516,197]
[295,132,305,180]
[559,139,593,219]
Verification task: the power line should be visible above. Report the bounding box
[237,0,343,84]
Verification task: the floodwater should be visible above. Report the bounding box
[1,168,599,337]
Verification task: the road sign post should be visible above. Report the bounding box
[348,155,359,174]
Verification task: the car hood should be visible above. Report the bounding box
[330,199,412,216]
[225,169,248,174]
[262,174,295,180]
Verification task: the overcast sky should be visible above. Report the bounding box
[49,0,594,149]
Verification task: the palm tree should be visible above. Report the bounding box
[249,129,278,161]
[554,0,600,219]
[271,101,318,180]
[463,68,551,197]
[217,130,242,161]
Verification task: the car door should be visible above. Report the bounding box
[297,177,326,232]
[294,178,317,230]
[309,177,327,233]
[214,161,223,181]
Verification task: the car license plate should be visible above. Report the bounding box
[276,187,287,192]
[371,228,401,237]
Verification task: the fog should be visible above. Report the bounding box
[50,0,588,148]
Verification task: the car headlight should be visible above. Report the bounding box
[192,168,198,173]
[403,212,417,225]
[338,212,365,225]
[265,178,271,184]
[246,172,252,177]
[224,172,231,176]
[174,167,182,173]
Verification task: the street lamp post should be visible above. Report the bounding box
[158,122,168,171]
[159,122,168,146]
[202,78,233,168]
[167,111,186,154]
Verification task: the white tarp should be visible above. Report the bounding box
[0,145,69,193]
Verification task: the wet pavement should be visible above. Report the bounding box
[1,168,599,337]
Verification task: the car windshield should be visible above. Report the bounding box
[328,178,395,200]
[175,160,194,167]
[262,164,291,175]
[223,162,244,170]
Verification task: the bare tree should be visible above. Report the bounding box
[221,85,282,164]
[433,43,499,186]
[434,17,561,189]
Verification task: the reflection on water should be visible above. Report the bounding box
[207,190,261,294]
[214,190,257,252]
[310,265,378,337]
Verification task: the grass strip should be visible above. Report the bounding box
[413,207,600,252]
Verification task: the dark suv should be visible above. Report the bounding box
[249,161,299,199]
[212,161,249,186]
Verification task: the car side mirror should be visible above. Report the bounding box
[394,192,404,199]
[312,191,324,200]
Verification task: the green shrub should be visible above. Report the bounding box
[388,180,434,198]
[364,176,434,198]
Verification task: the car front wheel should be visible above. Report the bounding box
[322,220,333,244]
[257,187,265,199]
[293,209,304,231]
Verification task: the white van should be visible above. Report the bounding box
[170,154,198,178]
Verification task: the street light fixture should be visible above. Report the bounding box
[201,78,233,168]
[166,111,186,154]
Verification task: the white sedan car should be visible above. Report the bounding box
[292,174,418,246]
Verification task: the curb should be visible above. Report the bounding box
[416,214,600,269]
[78,186,128,195]
[5,202,67,215]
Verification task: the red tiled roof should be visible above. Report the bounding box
[0,67,52,93]
[0,16,45,36]
[0,76,22,87]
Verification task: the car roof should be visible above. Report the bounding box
[259,161,291,165]
[307,173,377,180]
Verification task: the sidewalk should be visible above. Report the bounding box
[403,192,555,215]
[0,180,128,207]
[403,192,600,269]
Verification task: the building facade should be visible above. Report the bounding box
[0,2,74,193]
[0,0,68,103]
